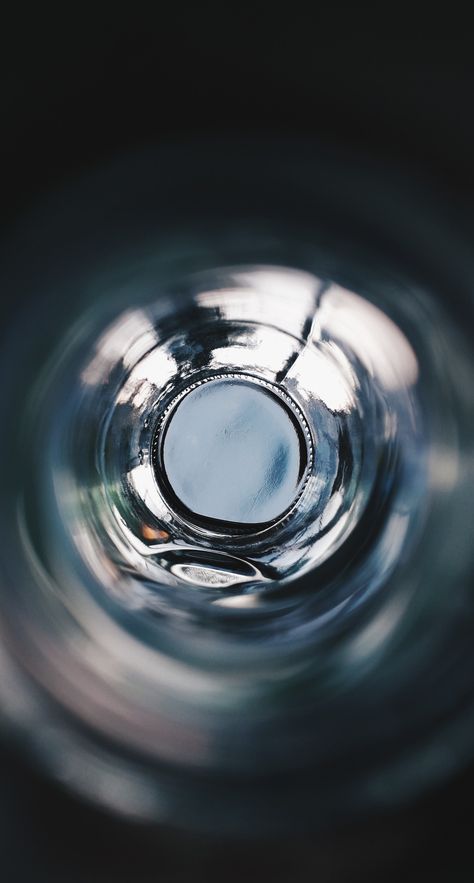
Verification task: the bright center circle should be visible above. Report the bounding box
[159,377,308,526]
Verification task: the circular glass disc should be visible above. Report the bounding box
[158,377,308,526]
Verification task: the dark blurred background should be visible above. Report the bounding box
[1,8,474,881]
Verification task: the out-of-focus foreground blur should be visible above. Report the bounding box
[1,9,474,883]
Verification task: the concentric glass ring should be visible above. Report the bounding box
[0,140,473,835]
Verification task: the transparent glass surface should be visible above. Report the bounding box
[0,141,473,835]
